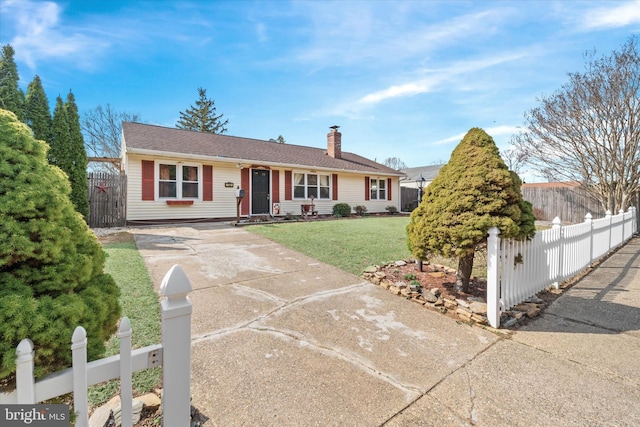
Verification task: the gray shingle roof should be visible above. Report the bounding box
[123,122,402,176]
[400,164,445,182]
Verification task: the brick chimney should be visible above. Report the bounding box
[327,125,342,159]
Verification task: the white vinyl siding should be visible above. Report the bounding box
[126,155,241,221]
[126,155,400,221]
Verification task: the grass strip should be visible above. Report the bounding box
[88,240,161,406]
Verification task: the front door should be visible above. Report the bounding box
[251,169,270,215]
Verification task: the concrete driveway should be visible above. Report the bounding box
[131,224,640,426]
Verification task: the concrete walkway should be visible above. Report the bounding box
[131,224,640,426]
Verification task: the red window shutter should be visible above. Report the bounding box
[241,168,250,215]
[364,176,370,201]
[272,170,280,203]
[141,160,154,201]
[387,178,392,201]
[203,165,213,201]
[332,174,338,200]
[284,170,292,200]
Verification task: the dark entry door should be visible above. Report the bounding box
[251,169,270,215]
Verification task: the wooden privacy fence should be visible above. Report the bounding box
[87,172,127,228]
[486,207,638,328]
[0,265,192,427]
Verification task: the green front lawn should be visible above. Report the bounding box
[247,216,491,278]
[247,216,413,275]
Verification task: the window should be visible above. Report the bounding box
[158,163,200,199]
[370,178,386,200]
[293,172,330,199]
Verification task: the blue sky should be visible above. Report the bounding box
[1,0,639,176]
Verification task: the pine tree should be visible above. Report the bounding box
[176,87,228,134]
[64,92,89,219]
[406,128,535,292]
[0,109,120,382]
[0,45,25,120]
[24,75,51,143]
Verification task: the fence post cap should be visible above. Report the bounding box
[552,217,562,228]
[71,326,87,345]
[606,210,612,217]
[160,264,192,298]
[118,316,132,337]
[619,209,625,214]
[585,212,592,221]
[16,339,34,358]
[487,226,500,237]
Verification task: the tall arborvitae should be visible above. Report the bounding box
[64,91,89,219]
[0,45,25,120]
[24,75,51,143]
[50,96,69,166]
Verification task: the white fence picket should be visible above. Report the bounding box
[487,206,637,328]
[119,317,133,427]
[71,327,89,427]
[0,264,193,427]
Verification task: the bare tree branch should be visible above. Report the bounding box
[82,104,141,173]
[511,36,640,212]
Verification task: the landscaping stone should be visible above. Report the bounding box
[88,406,112,427]
[423,292,439,303]
[443,300,457,309]
[362,255,557,331]
[469,301,487,315]
[136,393,161,411]
[455,298,470,308]
[525,295,544,304]
[363,266,377,274]
[503,317,518,328]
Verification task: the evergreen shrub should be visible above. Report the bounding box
[0,110,121,384]
[332,203,351,217]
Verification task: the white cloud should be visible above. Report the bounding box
[358,79,440,105]
[431,132,467,146]
[2,0,109,69]
[353,51,526,107]
[580,0,640,30]
[255,22,268,43]
[431,125,522,146]
[485,125,522,137]
[291,3,512,69]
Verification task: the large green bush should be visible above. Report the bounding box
[0,109,121,384]
[332,203,351,217]
[407,128,535,292]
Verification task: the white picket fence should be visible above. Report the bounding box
[0,264,193,427]
[486,207,638,328]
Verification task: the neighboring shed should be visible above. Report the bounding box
[122,123,404,223]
